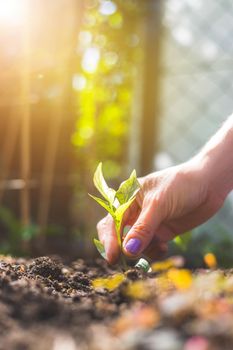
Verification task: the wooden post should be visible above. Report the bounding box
[37,0,84,230]
[139,0,163,175]
[0,113,20,204]
[20,1,31,226]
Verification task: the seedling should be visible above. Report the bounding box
[90,162,141,269]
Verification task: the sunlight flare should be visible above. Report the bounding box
[0,0,27,26]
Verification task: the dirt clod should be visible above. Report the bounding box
[28,257,62,280]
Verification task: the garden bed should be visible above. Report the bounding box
[0,255,232,350]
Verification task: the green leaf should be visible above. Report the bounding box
[174,231,192,251]
[93,239,106,259]
[21,224,39,241]
[93,163,116,205]
[115,169,140,205]
[89,194,115,216]
[113,197,136,245]
[115,197,136,222]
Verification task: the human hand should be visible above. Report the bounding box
[97,157,226,264]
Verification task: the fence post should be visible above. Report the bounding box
[139,0,163,176]
[37,0,85,231]
[20,2,31,227]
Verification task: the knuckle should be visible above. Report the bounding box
[133,222,152,239]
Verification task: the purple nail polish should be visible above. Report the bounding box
[125,238,141,255]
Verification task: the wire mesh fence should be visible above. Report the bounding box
[153,0,233,264]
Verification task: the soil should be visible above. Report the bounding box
[0,255,232,350]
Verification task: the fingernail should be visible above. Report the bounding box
[125,238,141,255]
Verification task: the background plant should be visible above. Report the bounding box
[72,1,146,249]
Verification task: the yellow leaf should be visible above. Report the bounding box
[151,258,175,272]
[155,274,172,291]
[204,253,217,269]
[92,273,125,291]
[167,268,193,290]
[124,280,151,300]
[151,257,185,273]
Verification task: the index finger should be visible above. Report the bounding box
[96,214,120,264]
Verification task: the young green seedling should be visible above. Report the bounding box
[90,162,141,269]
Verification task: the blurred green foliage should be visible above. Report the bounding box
[72,0,145,179]
[170,205,233,268]
[174,231,192,251]
[0,207,77,257]
[0,207,38,256]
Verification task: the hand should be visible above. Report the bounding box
[97,157,226,264]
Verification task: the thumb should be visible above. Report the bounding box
[123,198,162,257]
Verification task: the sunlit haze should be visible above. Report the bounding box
[0,0,27,27]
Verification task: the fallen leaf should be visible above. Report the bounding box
[167,268,193,290]
[92,273,125,291]
[151,258,175,272]
[204,253,217,269]
[124,280,151,300]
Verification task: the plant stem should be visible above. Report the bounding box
[115,220,128,271]
[115,220,122,246]
[120,253,128,271]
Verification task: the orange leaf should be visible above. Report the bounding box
[204,253,217,269]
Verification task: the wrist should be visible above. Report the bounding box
[197,115,233,199]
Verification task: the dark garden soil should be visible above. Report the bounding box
[0,255,233,350]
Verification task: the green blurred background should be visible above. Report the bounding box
[0,0,232,266]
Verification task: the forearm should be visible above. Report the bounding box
[199,114,233,198]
